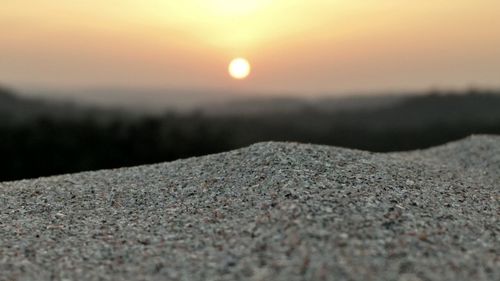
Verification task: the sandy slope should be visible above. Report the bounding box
[1,135,498,281]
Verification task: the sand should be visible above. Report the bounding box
[0,135,498,281]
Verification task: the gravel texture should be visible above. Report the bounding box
[1,135,499,281]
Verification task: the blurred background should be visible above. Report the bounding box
[1,1,500,181]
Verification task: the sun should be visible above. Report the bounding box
[228,58,251,80]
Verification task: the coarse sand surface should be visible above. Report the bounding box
[1,135,499,281]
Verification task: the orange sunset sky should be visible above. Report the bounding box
[1,1,500,94]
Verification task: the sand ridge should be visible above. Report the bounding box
[1,135,499,281]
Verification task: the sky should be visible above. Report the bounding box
[1,1,500,96]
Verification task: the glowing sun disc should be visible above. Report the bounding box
[229,58,251,79]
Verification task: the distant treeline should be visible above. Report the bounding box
[1,86,500,181]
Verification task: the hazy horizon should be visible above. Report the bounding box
[1,85,492,115]
[2,1,500,96]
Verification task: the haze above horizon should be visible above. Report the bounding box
[2,1,500,96]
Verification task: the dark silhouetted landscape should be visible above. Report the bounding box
[1,85,499,182]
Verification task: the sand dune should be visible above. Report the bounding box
[1,135,498,281]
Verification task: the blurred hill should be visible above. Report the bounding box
[0,85,36,121]
[1,86,499,181]
[0,85,137,123]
